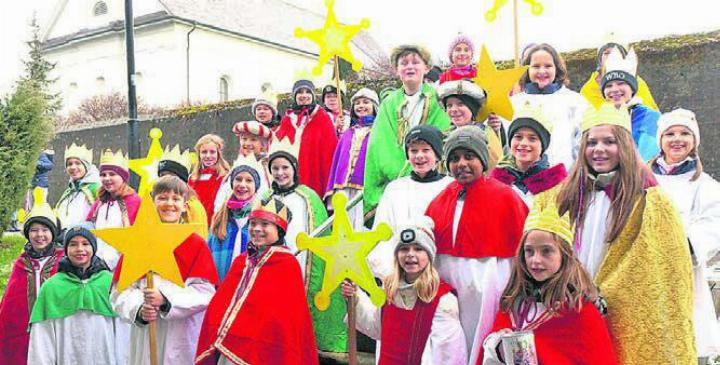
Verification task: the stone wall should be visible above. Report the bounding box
[48,30,720,202]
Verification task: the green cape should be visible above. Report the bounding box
[29,271,116,324]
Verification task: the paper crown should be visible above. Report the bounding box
[160,145,192,171]
[23,187,60,233]
[99,149,128,170]
[604,47,637,77]
[582,103,631,132]
[248,197,290,232]
[524,203,574,247]
[268,135,300,159]
[230,152,265,176]
[513,101,554,134]
[64,143,93,164]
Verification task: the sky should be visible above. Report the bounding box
[0,0,718,96]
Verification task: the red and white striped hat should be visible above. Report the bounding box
[232,120,274,139]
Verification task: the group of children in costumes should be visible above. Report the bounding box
[0,32,718,365]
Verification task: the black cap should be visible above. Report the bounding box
[404,125,444,159]
[158,160,190,183]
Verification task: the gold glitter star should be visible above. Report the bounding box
[129,128,164,197]
[473,45,529,121]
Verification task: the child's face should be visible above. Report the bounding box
[603,80,633,106]
[584,125,620,174]
[153,190,187,223]
[100,170,124,195]
[249,218,279,246]
[295,89,314,106]
[324,92,339,113]
[270,158,294,188]
[528,49,556,89]
[510,127,542,167]
[353,97,374,118]
[523,230,562,282]
[240,133,265,157]
[395,53,429,89]
[445,96,473,127]
[448,148,484,185]
[451,43,472,67]
[66,158,87,181]
[397,243,430,283]
[254,104,274,123]
[661,125,695,164]
[28,222,53,252]
[199,143,219,168]
[232,171,257,201]
[407,140,437,177]
[67,236,93,269]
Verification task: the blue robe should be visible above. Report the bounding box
[207,218,249,282]
[630,103,660,161]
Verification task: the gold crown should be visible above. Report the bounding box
[605,47,637,77]
[24,187,59,229]
[514,101,553,134]
[99,149,129,170]
[161,145,192,171]
[582,103,631,132]
[231,152,265,176]
[249,197,290,230]
[524,203,574,246]
[64,143,93,164]
[268,135,300,159]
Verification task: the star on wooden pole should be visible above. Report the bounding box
[485,0,544,22]
[297,192,391,310]
[129,128,164,197]
[473,45,528,122]
[294,0,370,76]
[92,192,202,292]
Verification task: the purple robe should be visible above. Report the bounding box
[325,125,371,199]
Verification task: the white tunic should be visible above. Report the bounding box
[436,199,513,365]
[93,201,126,271]
[28,311,126,365]
[111,275,216,365]
[577,191,612,278]
[655,169,720,356]
[275,191,311,277]
[369,175,453,278]
[510,87,588,171]
[56,191,93,229]
[354,283,468,365]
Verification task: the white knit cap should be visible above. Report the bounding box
[350,88,380,109]
[393,216,437,262]
[656,108,700,148]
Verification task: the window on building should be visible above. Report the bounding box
[93,1,108,16]
[219,76,230,102]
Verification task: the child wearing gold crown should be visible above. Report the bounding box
[530,104,696,365]
[111,175,218,365]
[479,204,618,365]
[55,143,100,228]
[490,103,567,207]
[195,197,319,365]
[263,136,348,353]
[189,134,231,226]
[0,190,64,365]
[207,154,265,281]
[342,216,468,365]
[87,149,141,271]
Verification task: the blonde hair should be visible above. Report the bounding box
[383,251,440,304]
[501,231,597,314]
[97,183,136,202]
[190,134,231,181]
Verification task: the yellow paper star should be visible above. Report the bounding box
[297,193,392,310]
[485,0,544,22]
[129,128,164,197]
[92,192,203,292]
[294,0,370,75]
[473,45,528,122]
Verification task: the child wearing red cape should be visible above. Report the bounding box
[195,196,319,365]
[479,201,618,365]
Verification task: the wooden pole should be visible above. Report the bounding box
[346,295,358,365]
[513,0,520,66]
[146,272,159,365]
[334,56,343,113]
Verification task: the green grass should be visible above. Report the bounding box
[0,233,26,297]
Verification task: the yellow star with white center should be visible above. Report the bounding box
[294,0,370,76]
[473,45,529,122]
[297,193,392,310]
[129,128,164,197]
[92,192,203,292]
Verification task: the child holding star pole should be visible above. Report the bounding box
[109,176,218,365]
